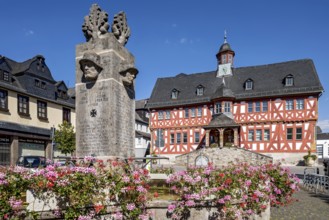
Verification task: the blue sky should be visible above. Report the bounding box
[1,0,329,131]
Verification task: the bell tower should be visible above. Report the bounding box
[216,31,235,66]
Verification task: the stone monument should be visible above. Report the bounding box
[75,4,137,158]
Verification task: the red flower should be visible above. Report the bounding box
[94,204,104,214]
[154,192,159,198]
[225,178,232,185]
[47,181,54,188]
[219,173,225,178]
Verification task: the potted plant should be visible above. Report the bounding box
[303,150,317,166]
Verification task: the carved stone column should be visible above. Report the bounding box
[219,128,224,148]
[10,136,19,166]
[234,128,239,146]
[205,130,210,147]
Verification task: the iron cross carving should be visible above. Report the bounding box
[90,109,97,117]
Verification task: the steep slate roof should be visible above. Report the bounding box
[147,59,323,109]
[0,55,74,107]
[317,133,329,140]
[204,113,239,129]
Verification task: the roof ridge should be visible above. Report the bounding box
[235,58,312,70]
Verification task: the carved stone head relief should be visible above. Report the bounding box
[120,67,138,86]
[79,51,103,81]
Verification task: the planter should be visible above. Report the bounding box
[304,157,316,166]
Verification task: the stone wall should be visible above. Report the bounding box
[175,147,273,167]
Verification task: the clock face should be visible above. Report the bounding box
[195,155,209,167]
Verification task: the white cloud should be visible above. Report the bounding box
[180,38,187,44]
[25,30,34,36]
[317,120,329,131]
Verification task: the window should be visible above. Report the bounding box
[255,102,261,112]
[248,102,253,113]
[41,82,46,89]
[248,130,254,141]
[138,137,142,145]
[286,128,293,140]
[158,111,164,120]
[63,108,71,123]
[196,86,204,96]
[57,90,68,99]
[222,55,226,63]
[245,79,253,90]
[171,89,178,99]
[262,101,268,112]
[170,134,175,144]
[194,132,200,143]
[256,130,262,141]
[0,89,8,111]
[37,101,47,119]
[0,70,9,82]
[165,110,170,120]
[296,128,302,140]
[215,102,221,114]
[185,108,189,118]
[197,107,202,117]
[285,75,294,86]
[35,79,40,87]
[286,100,294,110]
[183,133,188,143]
[228,55,232,63]
[264,129,270,141]
[177,133,181,144]
[18,95,29,115]
[191,108,196,117]
[296,99,304,110]
[224,102,231,113]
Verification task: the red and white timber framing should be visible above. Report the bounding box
[150,96,319,155]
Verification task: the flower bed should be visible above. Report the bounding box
[0,158,299,220]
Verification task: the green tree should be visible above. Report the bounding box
[54,121,76,155]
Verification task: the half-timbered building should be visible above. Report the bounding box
[146,36,323,163]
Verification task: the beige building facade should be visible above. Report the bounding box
[0,55,75,166]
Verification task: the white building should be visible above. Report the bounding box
[135,99,150,157]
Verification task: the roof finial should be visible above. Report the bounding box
[224,30,227,44]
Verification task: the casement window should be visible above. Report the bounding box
[176,133,181,144]
[191,108,196,117]
[158,111,164,120]
[248,130,254,141]
[262,101,268,112]
[296,128,302,140]
[286,100,294,110]
[183,132,188,143]
[57,90,68,99]
[0,89,8,111]
[165,110,170,120]
[286,128,293,140]
[296,99,304,110]
[224,102,231,113]
[197,107,202,117]
[248,102,253,113]
[285,75,294,86]
[170,134,175,144]
[0,70,9,82]
[194,132,200,143]
[264,129,270,141]
[215,102,221,114]
[256,129,262,141]
[184,108,189,118]
[18,95,29,115]
[222,55,226,63]
[255,102,261,112]
[196,85,204,96]
[228,54,233,63]
[171,89,179,99]
[63,108,71,123]
[245,79,253,90]
[37,100,47,119]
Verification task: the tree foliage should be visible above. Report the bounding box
[54,121,76,155]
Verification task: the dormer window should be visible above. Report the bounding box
[0,70,9,82]
[57,89,68,99]
[196,85,204,96]
[245,79,253,90]
[171,89,179,99]
[41,82,46,89]
[35,79,40,87]
[285,75,294,86]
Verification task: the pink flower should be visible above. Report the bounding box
[245,180,252,187]
[185,200,195,207]
[168,204,176,213]
[127,203,136,211]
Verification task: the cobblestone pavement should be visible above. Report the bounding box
[271,188,329,220]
